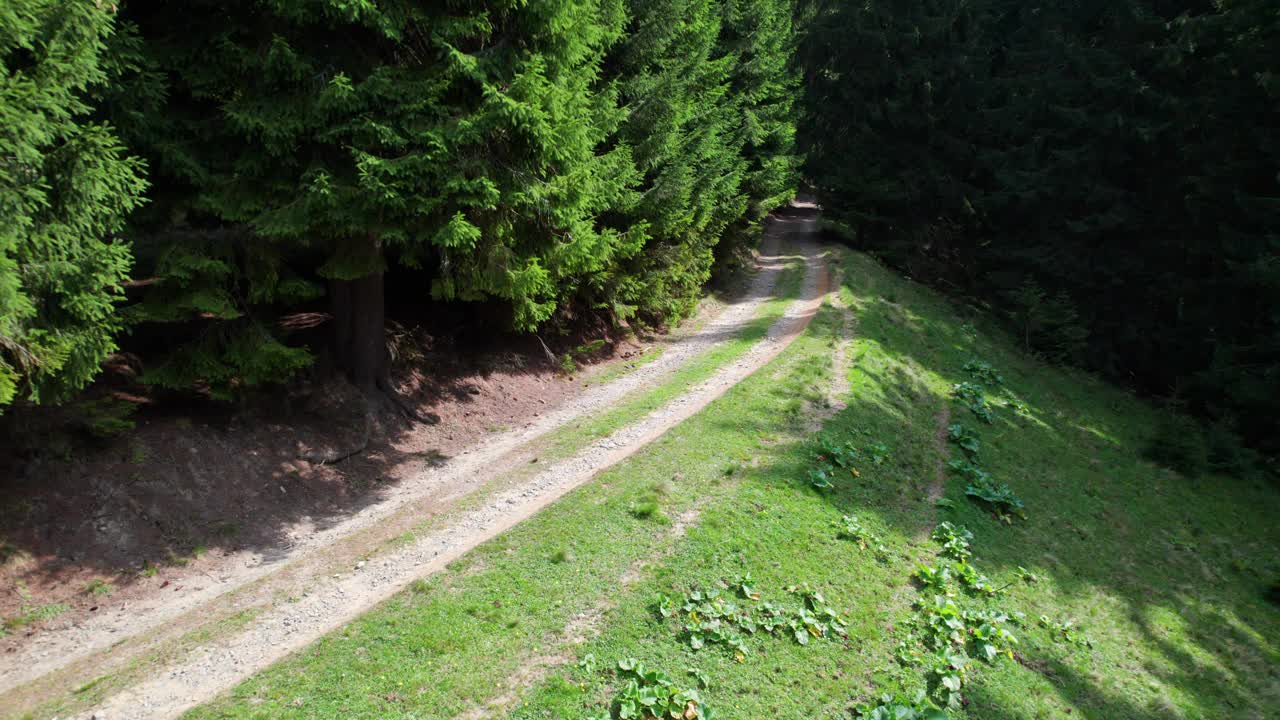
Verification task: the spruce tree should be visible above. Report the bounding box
[607,0,743,322]
[123,0,639,404]
[721,0,801,222]
[605,0,799,324]
[0,1,147,408]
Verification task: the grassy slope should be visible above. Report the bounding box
[186,248,1279,720]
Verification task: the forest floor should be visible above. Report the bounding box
[0,205,829,719]
[6,203,1280,720]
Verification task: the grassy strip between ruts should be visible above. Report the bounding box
[581,344,665,388]
[577,241,807,389]
[365,247,809,561]
[6,247,810,720]
[535,249,808,461]
[191,245,1279,719]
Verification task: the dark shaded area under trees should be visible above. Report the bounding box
[797,0,1279,461]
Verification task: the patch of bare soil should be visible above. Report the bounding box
[0,337,635,653]
[807,260,855,433]
[926,406,952,506]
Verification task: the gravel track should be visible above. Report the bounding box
[4,207,825,720]
[0,221,800,707]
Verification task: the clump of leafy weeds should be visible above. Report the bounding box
[963,476,1026,523]
[855,691,948,719]
[808,434,894,490]
[658,576,847,661]
[864,442,892,465]
[946,425,981,460]
[589,658,708,720]
[962,359,1004,386]
[945,434,1026,521]
[781,584,849,647]
[815,436,860,469]
[836,515,890,560]
[945,459,989,484]
[951,382,994,424]
[895,525,1034,707]
[930,522,972,562]
[1038,615,1093,647]
[806,466,836,490]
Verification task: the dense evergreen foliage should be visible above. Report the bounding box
[799,0,1280,454]
[0,0,797,412]
[608,0,798,322]
[6,0,1276,465]
[1,2,146,406]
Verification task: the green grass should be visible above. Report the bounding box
[182,261,836,720]
[83,578,114,597]
[359,251,808,562]
[178,245,1280,719]
[537,254,807,459]
[2,603,69,636]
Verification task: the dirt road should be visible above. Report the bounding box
[0,203,827,720]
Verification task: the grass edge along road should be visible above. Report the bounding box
[184,247,1279,719]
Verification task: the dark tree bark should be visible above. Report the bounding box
[348,268,385,394]
[330,277,354,369]
[328,235,387,392]
[306,239,435,464]
[324,235,437,428]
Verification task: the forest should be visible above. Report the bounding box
[3,0,798,419]
[800,0,1280,462]
[4,0,1278,462]
[1,2,1279,718]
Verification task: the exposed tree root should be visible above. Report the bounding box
[535,334,560,368]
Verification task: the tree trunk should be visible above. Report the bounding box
[305,237,433,465]
[348,269,385,394]
[329,236,386,394]
[322,235,435,427]
[330,278,354,370]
